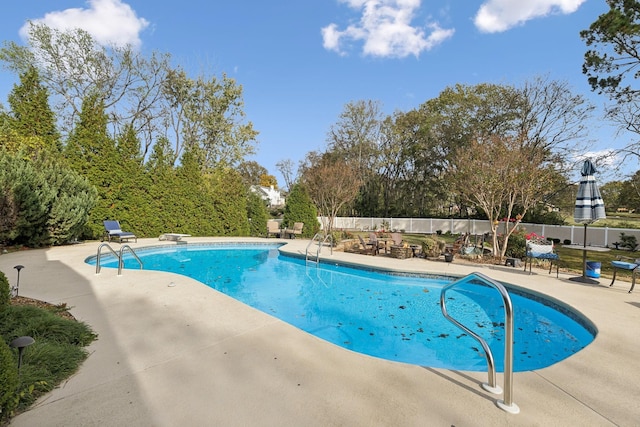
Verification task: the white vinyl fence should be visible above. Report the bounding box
[324,217,640,248]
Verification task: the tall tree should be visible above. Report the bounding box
[113,124,152,231]
[0,23,171,154]
[450,134,554,259]
[64,92,118,237]
[246,190,269,237]
[619,170,640,211]
[326,100,384,216]
[0,23,258,167]
[600,180,625,210]
[162,69,258,168]
[276,158,296,192]
[144,136,178,235]
[301,154,362,236]
[259,174,278,188]
[282,184,319,238]
[5,66,60,155]
[581,0,640,158]
[238,160,268,186]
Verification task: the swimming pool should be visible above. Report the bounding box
[88,243,596,372]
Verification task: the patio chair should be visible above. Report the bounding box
[609,256,640,293]
[369,232,388,254]
[524,238,559,277]
[390,232,403,247]
[103,220,137,243]
[266,221,281,238]
[283,222,304,239]
[358,235,378,255]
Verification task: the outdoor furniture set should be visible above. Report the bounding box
[266,221,304,239]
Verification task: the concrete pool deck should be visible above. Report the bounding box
[1,237,638,426]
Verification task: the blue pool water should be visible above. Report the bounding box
[88,243,596,372]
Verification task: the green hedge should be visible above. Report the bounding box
[0,335,19,421]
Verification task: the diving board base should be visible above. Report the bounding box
[159,233,191,241]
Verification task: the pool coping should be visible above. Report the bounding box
[2,237,639,426]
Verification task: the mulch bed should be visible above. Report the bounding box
[10,296,76,321]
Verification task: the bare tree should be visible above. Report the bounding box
[276,158,296,192]
[517,76,594,164]
[302,156,362,236]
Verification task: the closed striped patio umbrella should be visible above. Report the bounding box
[574,159,606,229]
[571,159,607,283]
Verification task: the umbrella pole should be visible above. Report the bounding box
[582,223,588,278]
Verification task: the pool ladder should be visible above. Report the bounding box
[305,233,333,265]
[95,243,143,275]
[440,272,519,414]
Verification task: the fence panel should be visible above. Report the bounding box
[325,217,640,248]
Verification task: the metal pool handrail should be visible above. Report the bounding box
[95,243,143,275]
[305,233,333,264]
[118,245,143,275]
[440,272,519,414]
[96,243,120,274]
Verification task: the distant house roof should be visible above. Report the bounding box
[250,185,285,207]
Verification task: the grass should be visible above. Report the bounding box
[570,212,640,229]
[0,303,97,423]
[555,245,638,281]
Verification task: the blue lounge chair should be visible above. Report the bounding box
[103,220,137,243]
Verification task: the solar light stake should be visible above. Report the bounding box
[13,265,24,297]
[10,336,35,375]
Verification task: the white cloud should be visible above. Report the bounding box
[474,0,586,33]
[19,0,149,48]
[322,0,454,58]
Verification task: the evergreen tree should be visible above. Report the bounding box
[282,184,319,238]
[65,92,118,238]
[145,137,178,236]
[113,124,152,233]
[204,167,250,236]
[247,191,269,237]
[0,151,96,246]
[43,160,97,244]
[172,147,204,233]
[6,66,61,156]
[0,151,49,245]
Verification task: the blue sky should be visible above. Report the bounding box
[0,0,636,185]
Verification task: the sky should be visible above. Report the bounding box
[0,0,637,186]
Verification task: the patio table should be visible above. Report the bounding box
[563,244,610,284]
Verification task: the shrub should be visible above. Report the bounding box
[0,304,97,418]
[0,271,10,310]
[328,230,346,246]
[0,336,19,421]
[422,237,446,257]
[504,230,527,259]
[619,233,638,251]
